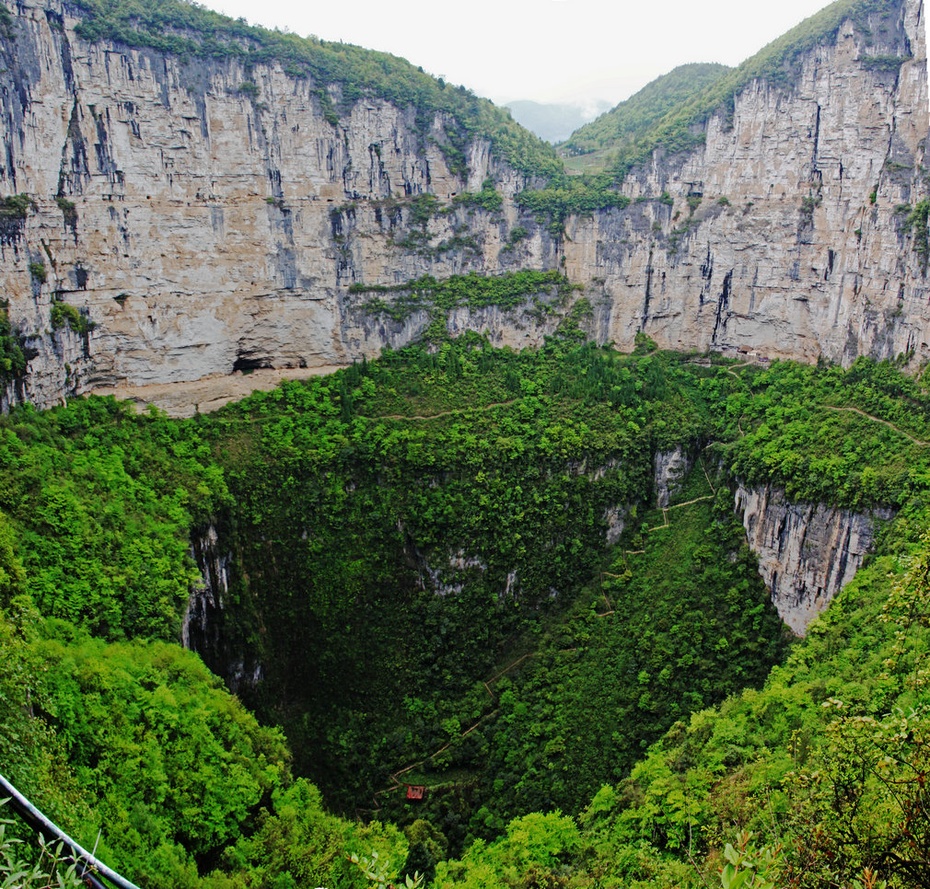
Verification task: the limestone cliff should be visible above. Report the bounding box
[577,0,930,366]
[735,483,892,634]
[0,0,928,410]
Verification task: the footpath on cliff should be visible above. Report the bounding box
[90,366,344,418]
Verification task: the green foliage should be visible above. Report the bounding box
[188,344,793,852]
[0,804,83,889]
[0,195,33,221]
[0,397,229,638]
[48,303,92,336]
[407,193,442,229]
[0,3,14,40]
[353,270,575,329]
[433,812,580,889]
[198,342,670,819]
[515,175,631,235]
[349,848,423,889]
[0,604,293,889]
[0,512,24,600]
[0,603,84,824]
[54,197,77,229]
[720,832,778,889]
[724,357,930,509]
[562,503,930,889]
[503,226,529,250]
[27,263,46,285]
[902,199,930,271]
[453,183,504,214]
[212,779,407,889]
[32,623,290,884]
[800,193,822,227]
[474,472,788,828]
[562,63,731,164]
[633,331,658,354]
[0,593,293,889]
[0,195,34,244]
[860,54,910,71]
[0,304,26,383]
[6,341,930,887]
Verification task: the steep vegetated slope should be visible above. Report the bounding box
[0,1,929,887]
[560,63,732,173]
[188,338,790,843]
[2,341,930,886]
[0,0,927,412]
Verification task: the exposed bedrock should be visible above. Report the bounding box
[735,483,893,634]
[0,0,927,409]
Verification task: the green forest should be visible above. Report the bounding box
[1,0,927,885]
[2,333,930,888]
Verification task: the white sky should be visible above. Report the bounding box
[203,0,840,108]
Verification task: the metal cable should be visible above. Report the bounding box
[0,772,142,889]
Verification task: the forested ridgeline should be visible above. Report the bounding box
[1,338,929,887]
[559,0,905,175]
[13,0,894,228]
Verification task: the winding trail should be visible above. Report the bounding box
[372,400,516,422]
[823,405,929,447]
[371,651,537,808]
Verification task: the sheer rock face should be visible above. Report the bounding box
[653,447,693,508]
[735,484,892,635]
[570,0,930,365]
[1,0,928,409]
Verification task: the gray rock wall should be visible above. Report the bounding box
[566,0,930,364]
[735,484,892,634]
[1,0,928,409]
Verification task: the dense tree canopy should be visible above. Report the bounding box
[1,339,929,887]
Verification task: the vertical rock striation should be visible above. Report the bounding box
[653,446,693,508]
[735,484,892,634]
[0,0,928,409]
[567,0,930,365]
[183,524,229,655]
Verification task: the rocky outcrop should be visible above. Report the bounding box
[735,484,893,634]
[183,524,229,654]
[184,522,266,692]
[571,0,930,366]
[0,0,928,410]
[419,550,489,598]
[653,447,693,508]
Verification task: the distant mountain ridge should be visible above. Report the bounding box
[504,99,612,144]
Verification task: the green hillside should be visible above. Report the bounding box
[610,0,907,172]
[560,64,732,173]
[2,336,929,887]
[558,0,905,178]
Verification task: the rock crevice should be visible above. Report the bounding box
[0,0,927,410]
